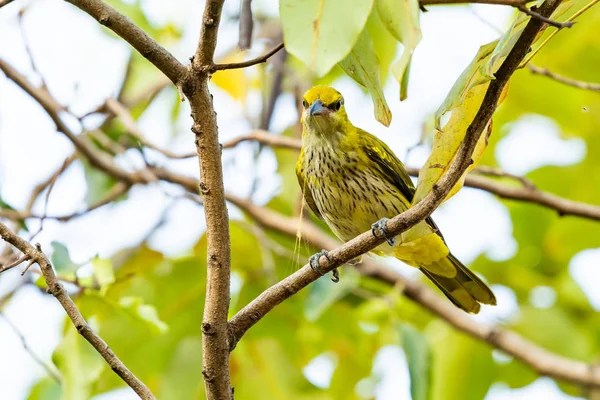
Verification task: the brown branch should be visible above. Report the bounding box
[461,173,600,220]
[0,223,155,398]
[238,0,253,50]
[0,182,131,222]
[0,58,147,185]
[187,0,232,398]
[0,255,29,274]
[226,0,562,363]
[528,64,600,92]
[211,42,285,71]
[25,154,78,212]
[0,0,15,9]
[224,194,600,387]
[217,131,600,222]
[64,0,187,85]
[517,4,575,28]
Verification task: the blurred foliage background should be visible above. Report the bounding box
[1,0,600,399]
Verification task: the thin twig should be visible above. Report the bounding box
[18,7,49,90]
[0,255,29,274]
[0,222,155,398]
[528,64,600,92]
[516,4,575,28]
[520,0,600,66]
[238,0,253,50]
[0,0,15,9]
[471,165,536,189]
[21,257,36,276]
[28,157,72,241]
[25,155,77,212]
[0,314,62,383]
[211,42,284,71]
[0,182,131,222]
[0,58,145,185]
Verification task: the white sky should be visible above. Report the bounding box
[0,0,592,399]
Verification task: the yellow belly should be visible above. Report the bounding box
[306,162,451,273]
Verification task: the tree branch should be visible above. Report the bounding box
[64,0,187,85]
[187,1,232,399]
[0,0,15,9]
[218,131,600,222]
[211,42,284,71]
[223,194,600,387]
[0,182,131,222]
[516,4,575,28]
[238,0,253,50]
[0,58,146,185]
[226,0,562,364]
[528,64,600,92]
[0,223,155,398]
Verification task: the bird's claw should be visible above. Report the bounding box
[309,250,339,283]
[371,218,397,246]
[331,268,339,283]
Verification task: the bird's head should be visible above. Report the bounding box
[301,86,350,137]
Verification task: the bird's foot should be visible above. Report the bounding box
[371,218,397,246]
[309,250,339,283]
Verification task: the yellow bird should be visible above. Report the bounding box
[296,86,496,313]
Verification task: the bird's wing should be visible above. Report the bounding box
[358,128,415,202]
[357,128,444,239]
[296,149,323,219]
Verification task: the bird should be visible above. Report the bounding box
[296,85,496,313]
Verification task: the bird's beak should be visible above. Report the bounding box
[309,99,329,116]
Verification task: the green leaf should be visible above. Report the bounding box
[400,323,431,400]
[376,0,422,100]
[82,160,119,206]
[434,41,497,128]
[118,296,169,334]
[92,257,115,294]
[159,337,205,399]
[429,322,495,400]
[27,378,61,400]
[304,268,360,321]
[52,321,105,400]
[338,28,392,126]
[51,241,78,274]
[280,0,374,77]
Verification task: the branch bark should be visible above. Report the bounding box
[226,0,562,362]
[186,1,232,399]
[211,42,284,71]
[529,64,600,92]
[0,222,155,398]
[223,194,600,387]
[64,0,187,85]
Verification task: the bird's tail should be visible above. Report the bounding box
[419,254,496,314]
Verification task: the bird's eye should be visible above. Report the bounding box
[333,100,343,111]
[302,99,309,109]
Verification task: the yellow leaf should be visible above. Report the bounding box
[211,51,247,103]
[413,83,489,205]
